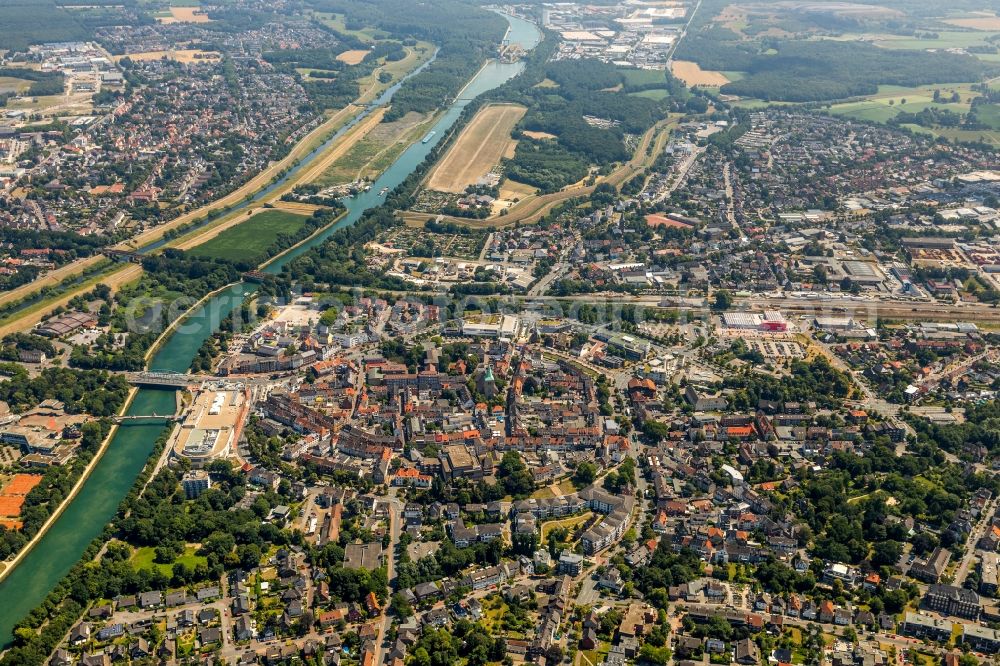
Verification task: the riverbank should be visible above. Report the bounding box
[0,53,428,335]
[0,13,541,649]
[0,386,139,585]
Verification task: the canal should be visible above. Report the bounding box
[0,13,540,647]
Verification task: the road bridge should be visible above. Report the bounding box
[124,371,213,389]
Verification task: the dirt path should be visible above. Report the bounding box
[0,105,360,314]
[290,107,387,187]
[0,264,141,339]
[401,117,677,228]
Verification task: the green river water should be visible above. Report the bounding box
[0,13,540,646]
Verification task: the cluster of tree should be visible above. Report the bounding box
[0,334,56,361]
[423,218,479,236]
[407,621,506,666]
[911,399,1000,459]
[633,540,702,610]
[0,67,64,96]
[136,250,244,302]
[505,140,589,193]
[717,41,989,102]
[720,356,852,410]
[307,0,507,121]
[69,331,156,372]
[795,444,998,565]
[0,364,130,415]
[0,228,108,258]
[496,451,535,498]
[0,2,94,52]
[498,57,669,192]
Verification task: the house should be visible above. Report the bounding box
[901,612,952,642]
[200,626,223,646]
[598,568,624,593]
[734,638,759,664]
[70,623,91,646]
[580,628,597,650]
[924,584,981,619]
[234,615,254,641]
[51,649,73,666]
[910,547,951,583]
[139,591,162,608]
[128,639,150,659]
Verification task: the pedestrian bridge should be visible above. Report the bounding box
[111,414,181,424]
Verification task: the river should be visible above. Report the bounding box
[0,12,539,648]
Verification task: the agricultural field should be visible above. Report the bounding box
[827,82,978,122]
[824,82,1000,145]
[115,49,220,64]
[337,49,369,65]
[425,103,527,194]
[871,30,1000,55]
[157,5,211,23]
[905,123,1000,147]
[0,77,32,95]
[630,89,671,100]
[312,111,435,187]
[943,13,1000,31]
[188,209,310,263]
[619,68,666,87]
[314,12,388,43]
[670,60,730,87]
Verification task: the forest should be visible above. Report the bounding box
[0,0,150,52]
[306,0,507,121]
[720,41,992,102]
[675,24,993,102]
[0,68,64,97]
[497,56,671,192]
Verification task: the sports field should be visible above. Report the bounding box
[426,104,526,193]
[188,210,310,263]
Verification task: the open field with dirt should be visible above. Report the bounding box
[943,14,1000,30]
[313,111,434,186]
[295,107,386,185]
[671,60,730,87]
[402,115,678,229]
[116,49,220,63]
[158,6,212,23]
[0,77,31,94]
[425,104,526,193]
[521,130,556,140]
[337,49,369,65]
